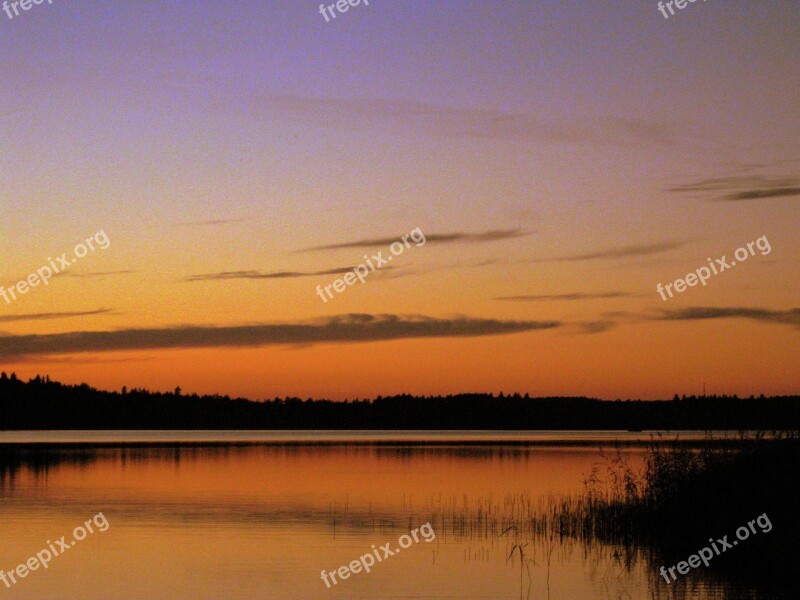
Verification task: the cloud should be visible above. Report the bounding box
[175,218,248,226]
[18,355,155,366]
[545,241,688,262]
[0,314,561,361]
[670,175,800,201]
[301,229,528,252]
[381,240,684,276]
[653,307,800,329]
[183,266,368,282]
[255,96,677,146]
[496,292,633,302]
[573,320,618,335]
[726,187,800,201]
[558,307,800,336]
[60,270,137,279]
[0,309,112,324]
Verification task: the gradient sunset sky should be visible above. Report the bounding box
[1,1,798,400]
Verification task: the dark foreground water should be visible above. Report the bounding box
[0,432,778,599]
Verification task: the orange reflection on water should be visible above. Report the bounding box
[2,444,729,600]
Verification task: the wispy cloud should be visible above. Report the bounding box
[653,307,800,329]
[0,308,112,324]
[544,241,688,262]
[0,314,561,361]
[670,175,800,201]
[561,307,800,336]
[496,291,634,302]
[255,97,677,146]
[59,270,137,279]
[301,229,528,252]
[19,355,155,366]
[175,218,248,226]
[573,320,618,335]
[183,266,369,282]
[728,187,800,200]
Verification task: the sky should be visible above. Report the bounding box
[0,0,798,400]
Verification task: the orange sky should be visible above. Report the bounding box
[0,1,798,400]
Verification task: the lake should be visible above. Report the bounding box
[0,432,774,599]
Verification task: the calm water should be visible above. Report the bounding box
[0,430,735,444]
[0,432,768,599]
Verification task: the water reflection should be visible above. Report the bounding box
[0,443,785,599]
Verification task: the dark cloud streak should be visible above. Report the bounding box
[60,270,137,279]
[670,175,800,201]
[726,187,800,201]
[0,314,561,361]
[184,266,365,282]
[545,241,687,262]
[0,308,112,324]
[302,229,528,252]
[496,292,633,302]
[653,307,800,328]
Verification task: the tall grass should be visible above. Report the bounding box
[572,432,800,596]
[320,434,798,597]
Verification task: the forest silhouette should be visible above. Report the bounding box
[1,373,798,430]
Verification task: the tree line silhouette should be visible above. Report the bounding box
[1,372,799,430]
